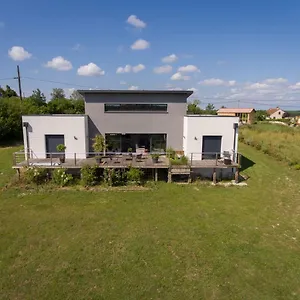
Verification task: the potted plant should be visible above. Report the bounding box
[92,134,106,164]
[128,147,133,156]
[151,153,160,163]
[56,144,66,163]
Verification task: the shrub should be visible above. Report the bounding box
[52,168,73,187]
[166,147,176,159]
[126,167,144,185]
[24,167,48,184]
[103,169,126,186]
[81,165,98,187]
[170,155,189,165]
[56,144,66,152]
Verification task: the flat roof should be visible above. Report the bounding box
[78,89,193,96]
[185,114,239,117]
[217,108,255,113]
[22,114,87,117]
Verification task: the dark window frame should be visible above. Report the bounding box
[104,103,168,112]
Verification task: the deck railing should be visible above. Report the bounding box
[13,150,241,167]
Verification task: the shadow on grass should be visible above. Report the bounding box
[240,155,255,172]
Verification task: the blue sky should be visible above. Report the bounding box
[1,0,300,108]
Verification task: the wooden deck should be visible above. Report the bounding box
[13,155,239,170]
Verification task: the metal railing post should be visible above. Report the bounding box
[74,153,77,166]
[191,153,193,166]
[215,153,218,166]
[50,153,53,166]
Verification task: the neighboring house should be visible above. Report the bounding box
[267,107,287,120]
[217,108,256,124]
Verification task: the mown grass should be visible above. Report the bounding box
[239,123,300,167]
[1,144,300,299]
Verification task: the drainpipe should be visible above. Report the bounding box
[23,122,29,160]
[233,123,238,162]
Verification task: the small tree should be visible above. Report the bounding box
[92,134,106,154]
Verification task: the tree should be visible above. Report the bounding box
[51,88,65,100]
[204,103,217,115]
[0,85,18,98]
[187,99,203,114]
[70,90,84,100]
[255,110,267,122]
[28,89,46,106]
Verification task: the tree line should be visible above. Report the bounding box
[0,86,84,143]
[0,86,221,144]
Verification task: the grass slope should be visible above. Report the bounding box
[0,144,300,299]
[240,123,300,167]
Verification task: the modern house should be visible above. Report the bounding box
[79,90,191,153]
[17,90,240,181]
[217,108,256,124]
[266,107,287,119]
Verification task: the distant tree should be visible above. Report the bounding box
[187,99,203,114]
[71,99,85,114]
[204,103,217,115]
[70,90,84,100]
[255,110,267,121]
[221,105,226,108]
[28,89,46,106]
[0,85,18,98]
[51,88,65,100]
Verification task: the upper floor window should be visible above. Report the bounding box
[104,103,168,112]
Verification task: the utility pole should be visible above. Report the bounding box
[14,65,23,101]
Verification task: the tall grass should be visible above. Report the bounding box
[239,124,300,167]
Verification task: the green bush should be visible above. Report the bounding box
[81,165,98,187]
[166,147,176,159]
[170,155,189,165]
[24,167,48,184]
[103,169,126,186]
[126,167,144,185]
[294,164,300,170]
[52,168,73,186]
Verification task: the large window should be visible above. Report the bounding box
[104,103,168,112]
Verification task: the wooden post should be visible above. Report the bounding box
[16,168,20,180]
[235,168,239,184]
[74,153,77,166]
[213,168,217,184]
[168,169,172,183]
[155,168,158,182]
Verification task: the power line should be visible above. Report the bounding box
[0,77,15,81]
[23,76,95,89]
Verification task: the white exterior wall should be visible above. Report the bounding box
[22,115,88,159]
[183,116,239,160]
[270,109,286,119]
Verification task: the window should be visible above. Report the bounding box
[104,103,168,112]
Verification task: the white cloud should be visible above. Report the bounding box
[132,64,145,73]
[187,87,198,93]
[199,78,236,86]
[170,72,190,81]
[289,82,300,90]
[128,85,139,90]
[8,46,32,61]
[120,81,127,85]
[162,54,178,63]
[178,65,200,73]
[116,65,132,74]
[131,39,150,50]
[153,65,172,74]
[245,82,269,90]
[127,15,146,28]
[264,77,288,84]
[77,63,105,76]
[45,56,72,71]
[116,64,145,74]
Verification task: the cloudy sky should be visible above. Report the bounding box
[1,0,300,108]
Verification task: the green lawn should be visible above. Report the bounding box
[1,144,300,299]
